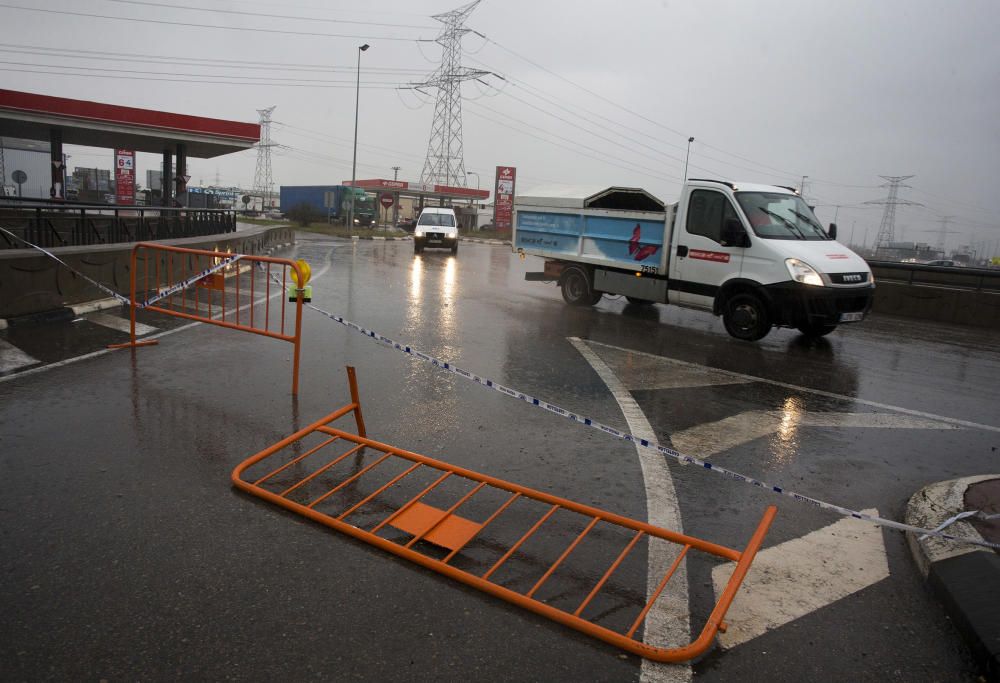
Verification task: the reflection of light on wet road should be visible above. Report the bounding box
[772,396,803,463]
[439,256,457,338]
[410,256,423,299]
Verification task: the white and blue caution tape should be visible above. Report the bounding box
[0,226,130,305]
[0,226,245,311]
[302,299,1000,551]
[138,254,242,309]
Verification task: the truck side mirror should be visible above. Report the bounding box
[828,223,838,239]
[721,218,748,247]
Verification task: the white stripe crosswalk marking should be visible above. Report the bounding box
[86,313,158,336]
[0,338,41,373]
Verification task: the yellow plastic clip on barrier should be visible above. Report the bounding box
[288,285,313,303]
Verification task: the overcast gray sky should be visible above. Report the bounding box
[3,0,998,253]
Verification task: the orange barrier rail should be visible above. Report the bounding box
[233,367,777,662]
[108,241,305,395]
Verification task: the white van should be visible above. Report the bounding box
[414,207,459,255]
[515,181,875,340]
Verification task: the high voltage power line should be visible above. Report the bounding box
[0,44,430,74]
[101,0,437,30]
[0,3,426,41]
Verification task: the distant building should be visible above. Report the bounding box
[72,167,114,203]
[1,137,52,198]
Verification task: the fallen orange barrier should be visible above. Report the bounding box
[232,367,776,662]
[109,242,306,395]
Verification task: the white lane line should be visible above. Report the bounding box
[86,312,158,336]
[711,508,889,650]
[586,339,1000,434]
[568,337,691,683]
[0,247,332,385]
[0,338,41,373]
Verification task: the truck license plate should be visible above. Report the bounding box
[839,311,865,323]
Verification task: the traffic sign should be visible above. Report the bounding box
[380,193,394,208]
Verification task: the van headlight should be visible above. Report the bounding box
[785,258,824,286]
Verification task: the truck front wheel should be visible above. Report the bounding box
[561,268,601,306]
[722,292,771,341]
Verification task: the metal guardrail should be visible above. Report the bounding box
[867,260,1000,293]
[0,199,236,249]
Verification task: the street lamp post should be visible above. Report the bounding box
[349,43,370,229]
[683,137,694,183]
[466,171,480,190]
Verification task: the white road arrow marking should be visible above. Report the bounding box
[711,509,889,649]
[0,338,40,373]
[586,339,1000,433]
[671,409,958,459]
[86,312,158,336]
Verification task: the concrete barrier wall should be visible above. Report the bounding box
[0,225,294,319]
[872,282,1000,329]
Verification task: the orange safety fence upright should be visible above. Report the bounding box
[108,241,306,395]
[232,366,777,662]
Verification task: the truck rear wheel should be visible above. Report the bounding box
[797,322,837,337]
[561,268,601,306]
[722,292,771,341]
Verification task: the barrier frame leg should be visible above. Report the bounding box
[108,244,158,350]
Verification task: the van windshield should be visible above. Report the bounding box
[735,192,831,241]
[418,213,455,227]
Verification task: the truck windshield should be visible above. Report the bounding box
[418,213,455,227]
[735,192,831,240]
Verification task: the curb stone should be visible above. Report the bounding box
[906,475,1000,681]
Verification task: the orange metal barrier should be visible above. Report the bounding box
[233,367,777,662]
[108,241,305,395]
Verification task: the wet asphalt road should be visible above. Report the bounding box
[1,234,998,681]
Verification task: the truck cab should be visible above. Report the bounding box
[515,181,874,341]
[673,180,873,339]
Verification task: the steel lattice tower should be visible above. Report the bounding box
[865,175,921,255]
[413,1,489,187]
[253,106,277,209]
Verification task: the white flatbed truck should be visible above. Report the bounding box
[514,181,874,341]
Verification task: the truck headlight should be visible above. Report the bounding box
[785,258,824,286]
[353,218,359,224]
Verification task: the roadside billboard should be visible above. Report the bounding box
[494,165,516,232]
[114,149,135,205]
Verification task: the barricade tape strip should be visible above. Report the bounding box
[0,227,242,310]
[138,254,243,309]
[299,297,1000,551]
[0,226,130,306]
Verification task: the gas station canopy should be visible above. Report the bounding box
[0,89,259,158]
[345,178,490,202]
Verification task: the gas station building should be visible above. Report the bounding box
[344,178,491,230]
[0,88,259,205]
